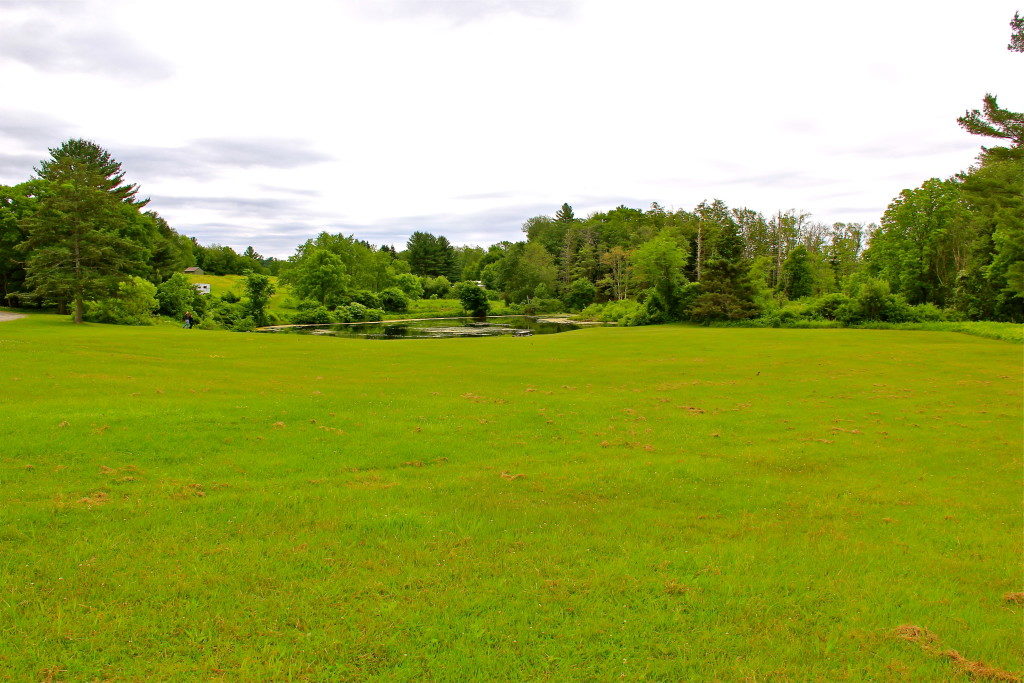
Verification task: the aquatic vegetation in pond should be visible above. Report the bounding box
[260,316,584,339]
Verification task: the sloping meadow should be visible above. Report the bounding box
[1,316,1020,679]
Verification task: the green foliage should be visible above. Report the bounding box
[867,177,969,307]
[394,272,425,299]
[957,94,1023,163]
[809,292,852,320]
[452,281,490,316]
[630,235,690,320]
[156,273,201,318]
[688,258,759,323]
[279,246,349,306]
[83,276,158,325]
[0,182,37,303]
[406,231,458,278]
[564,278,596,311]
[782,245,814,299]
[349,290,381,309]
[486,242,557,304]
[331,302,384,323]
[378,287,409,313]
[20,141,149,322]
[291,304,332,325]
[242,272,275,327]
[513,298,564,316]
[579,299,647,324]
[192,243,256,276]
[36,139,144,205]
[422,275,452,299]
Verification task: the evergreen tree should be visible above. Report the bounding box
[554,203,575,223]
[406,231,457,278]
[1009,11,1023,52]
[21,142,147,322]
[687,258,760,322]
[36,139,147,207]
[957,94,1023,163]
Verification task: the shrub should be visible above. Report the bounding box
[579,299,648,325]
[291,306,332,325]
[810,293,852,320]
[565,278,597,311]
[349,290,380,309]
[378,287,409,313]
[339,305,368,323]
[295,299,322,311]
[906,302,946,322]
[688,292,760,324]
[84,277,159,326]
[157,273,202,318]
[206,298,246,329]
[423,276,452,299]
[394,273,424,299]
[453,282,490,316]
[531,298,564,314]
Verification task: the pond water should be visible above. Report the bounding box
[260,316,583,339]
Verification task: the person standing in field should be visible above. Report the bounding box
[183,311,194,329]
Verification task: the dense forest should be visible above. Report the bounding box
[1,16,1020,329]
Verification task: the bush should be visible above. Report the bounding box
[453,282,490,316]
[688,292,760,324]
[378,287,409,313]
[84,277,159,325]
[339,302,367,321]
[423,276,452,299]
[205,298,246,329]
[565,278,597,311]
[394,273,424,299]
[810,293,852,320]
[531,298,564,314]
[291,306,332,325]
[231,316,257,332]
[157,273,202,319]
[195,317,224,330]
[579,299,647,325]
[349,290,380,309]
[906,302,947,322]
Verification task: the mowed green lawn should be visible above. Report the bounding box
[1,316,1020,680]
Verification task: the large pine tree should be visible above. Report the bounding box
[21,140,145,323]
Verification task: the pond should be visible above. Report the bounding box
[259,316,586,339]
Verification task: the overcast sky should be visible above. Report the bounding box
[1,0,1020,257]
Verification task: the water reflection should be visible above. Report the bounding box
[261,316,583,339]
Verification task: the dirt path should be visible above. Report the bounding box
[0,312,26,322]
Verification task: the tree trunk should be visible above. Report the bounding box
[696,224,703,281]
[74,296,84,324]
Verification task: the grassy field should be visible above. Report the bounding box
[1,315,1020,680]
[184,273,292,316]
